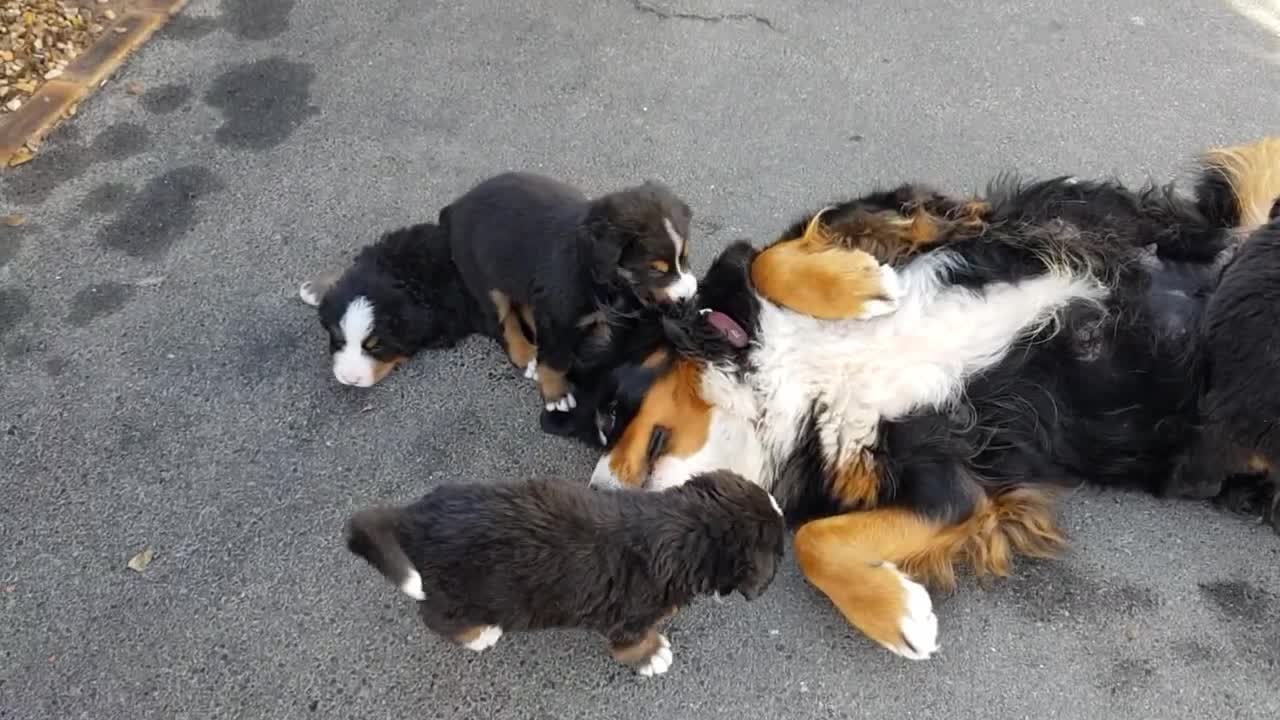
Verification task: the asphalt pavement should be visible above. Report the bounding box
[2,1,1279,718]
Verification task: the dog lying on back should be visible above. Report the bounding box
[301,173,698,415]
[344,470,786,676]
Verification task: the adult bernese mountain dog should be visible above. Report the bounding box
[585,136,1280,660]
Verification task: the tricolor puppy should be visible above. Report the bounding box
[446,172,697,413]
[344,470,785,677]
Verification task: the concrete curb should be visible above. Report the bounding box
[0,0,189,168]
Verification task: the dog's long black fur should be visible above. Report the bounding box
[345,470,785,672]
[1169,212,1280,532]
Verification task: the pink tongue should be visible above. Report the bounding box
[704,310,749,348]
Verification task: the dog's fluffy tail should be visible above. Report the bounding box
[345,506,425,600]
[1197,136,1280,231]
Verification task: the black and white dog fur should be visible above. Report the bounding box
[344,470,785,676]
[301,173,697,421]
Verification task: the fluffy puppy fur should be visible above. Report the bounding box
[344,470,786,676]
[585,136,1280,660]
[1169,213,1280,532]
[446,172,697,413]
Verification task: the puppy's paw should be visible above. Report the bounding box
[462,625,503,653]
[854,264,903,320]
[883,564,939,660]
[545,392,577,413]
[298,281,323,307]
[523,358,539,381]
[636,634,673,677]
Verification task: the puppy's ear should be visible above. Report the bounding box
[584,197,630,283]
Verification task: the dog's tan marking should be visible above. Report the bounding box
[1202,136,1280,231]
[651,260,671,274]
[603,357,711,487]
[517,304,537,343]
[610,627,662,666]
[537,365,571,403]
[831,451,882,510]
[489,290,537,369]
[369,356,405,384]
[452,626,488,645]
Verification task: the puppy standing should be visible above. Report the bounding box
[444,173,697,413]
[345,470,785,676]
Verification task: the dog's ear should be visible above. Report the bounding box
[584,197,631,282]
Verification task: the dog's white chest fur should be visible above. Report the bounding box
[653,253,1109,491]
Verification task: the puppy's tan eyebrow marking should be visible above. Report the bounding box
[651,260,671,273]
[663,217,685,258]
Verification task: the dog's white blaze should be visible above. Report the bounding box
[333,296,378,387]
[766,492,783,517]
[663,217,685,257]
[633,250,1109,491]
[661,271,699,301]
[399,569,426,600]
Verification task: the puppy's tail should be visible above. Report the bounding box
[345,506,425,600]
[1197,136,1280,232]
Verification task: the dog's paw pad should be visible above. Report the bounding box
[463,625,503,652]
[298,281,322,307]
[523,359,539,380]
[545,393,577,413]
[637,634,673,677]
[886,566,939,660]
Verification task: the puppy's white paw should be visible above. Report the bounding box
[637,634,673,677]
[855,265,903,320]
[463,625,503,653]
[884,564,939,660]
[523,359,539,380]
[298,281,323,307]
[545,393,577,413]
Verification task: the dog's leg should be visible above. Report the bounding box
[608,626,673,677]
[793,509,942,660]
[298,270,340,307]
[488,290,538,376]
[531,311,577,413]
[517,304,539,380]
[751,239,902,321]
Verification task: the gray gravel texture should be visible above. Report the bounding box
[2,1,1279,719]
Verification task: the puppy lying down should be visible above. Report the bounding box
[345,470,786,676]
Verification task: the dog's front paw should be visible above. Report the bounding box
[636,634,673,677]
[523,358,539,381]
[461,625,503,653]
[854,264,903,320]
[545,392,577,413]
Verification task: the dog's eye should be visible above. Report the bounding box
[362,338,383,353]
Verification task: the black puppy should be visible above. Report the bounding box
[446,172,696,413]
[345,470,785,676]
[1170,210,1280,532]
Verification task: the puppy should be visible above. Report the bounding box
[300,222,480,387]
[1168,210,1280,532]
[445,172,697,413]
[344,470,786,676]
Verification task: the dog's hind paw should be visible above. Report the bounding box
[637,634,673,677]
[545,392,577,413]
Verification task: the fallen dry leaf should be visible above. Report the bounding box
[360,404,375,413]
[127,546,155,572]
[7,147,35,167]
[126,81,143,95]
[1,214,26,227]
[1,584,16,593]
